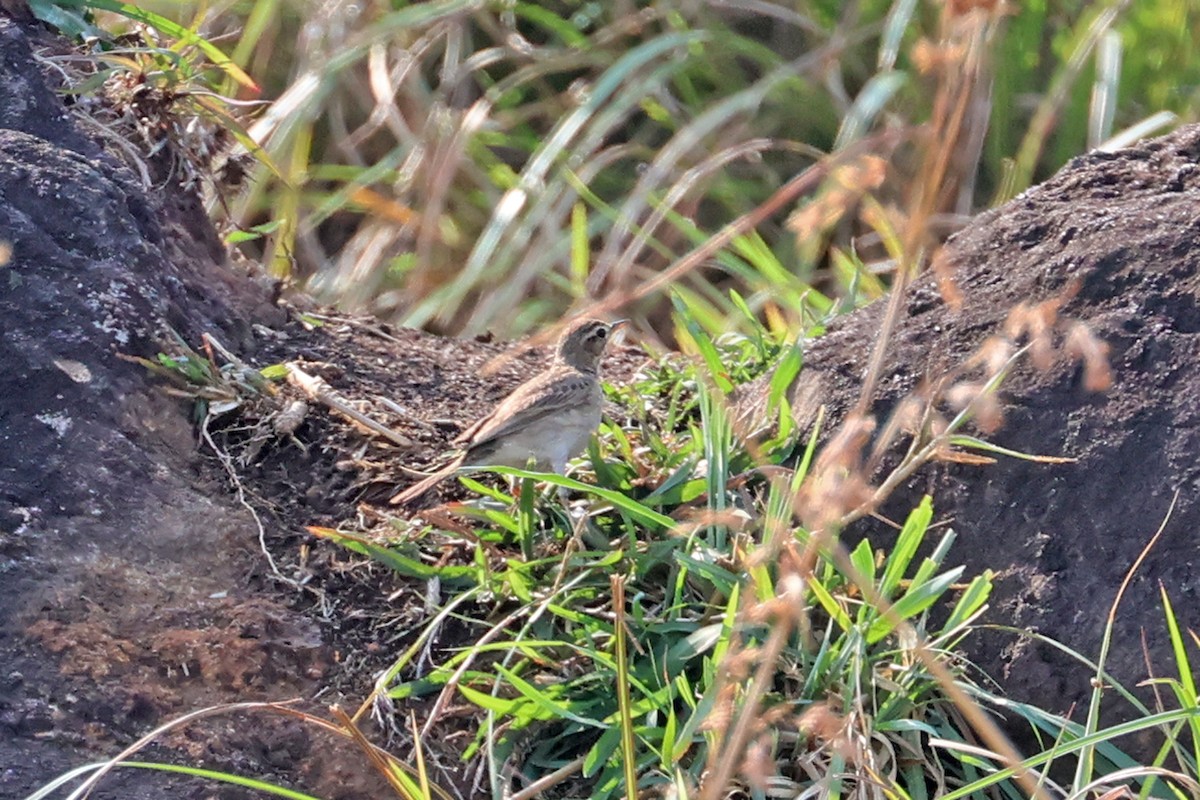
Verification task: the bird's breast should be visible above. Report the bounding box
[466,403,600,471]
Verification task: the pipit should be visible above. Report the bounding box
[390,318,625,506]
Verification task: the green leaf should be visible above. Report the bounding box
[673,551,738,596]
[485,467,675,530]
[587,438,627,492]
[28,0,103,38]
[93,761,325,800]
[457,476,514,506]
[909,555,940,589]
[676,623,723,658]
[517,474,536,561]
[515,2,590,47]
[458,683,522,715]
[849,537,876,589]
[949,435,1077,464]
[727,288,767,346]
[834,71,907,149]
[878,496,933,601]
[306,526,473,582]
[866,567,964,644]
[671,292,732,393]
[494,665,606,729]
[1160,587,1197,704]
[875,718,940,736]
[226,220,283,244]
[583,726,622,778]
[941,571,994,634]
[504,561,533,603]
[809,576,852,633]
[641,460,703,506]
[258,363,289,380]
[711,582,739,667]
[1159,585,1200,769]
[570,201,589,295]
[661,707,679,773]
[768,342,803,418]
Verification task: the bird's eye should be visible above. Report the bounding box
[595,327,607,339]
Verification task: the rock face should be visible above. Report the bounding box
[0,17,346,798]
[801,127,1200,743]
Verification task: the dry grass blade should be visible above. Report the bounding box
[329,705,426,799]
[611,575,638,800]
[63,701,302,800]
[507,756,588,800]
[1074,766,1200,799]
[286,362,413,448]
[699,568,803,800]
[856,4,1003,416]
[1075,491,1180,788]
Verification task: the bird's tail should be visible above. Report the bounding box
[389,457,463,506]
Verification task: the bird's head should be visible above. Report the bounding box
[556,318,626,371]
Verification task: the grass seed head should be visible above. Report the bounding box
[946,380,1004,432]
[740,734,775,791]
[1065,321,1113,391]
[930,247,963,309]
[966,335,1014,376]
[796,415,876,530]
[912,38,967,75]
[798,701,852,758]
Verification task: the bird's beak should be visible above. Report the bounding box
[609,318,629,344]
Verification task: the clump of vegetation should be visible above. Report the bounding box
[39,0,1195,339]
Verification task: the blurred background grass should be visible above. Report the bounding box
[55,0,1199,340]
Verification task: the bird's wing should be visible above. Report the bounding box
[457,367,592,450]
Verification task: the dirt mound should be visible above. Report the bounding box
[797,126,1200,744]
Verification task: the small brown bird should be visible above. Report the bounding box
[390,318,625,506]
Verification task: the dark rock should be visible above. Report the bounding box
[796,124,1200,746]
[0,15,352,799]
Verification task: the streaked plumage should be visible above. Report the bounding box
[390,318,623,506]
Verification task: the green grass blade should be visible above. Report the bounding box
[940,572,994,635]
[306,526,473,582]
[866,567,964,645]
[458,683,522,716]
[941,707,1200,800]
[878,496,933,600]
[809,574,852,633]
[1159,586,1200,769]
[58,0,258,90]
[493,664,606,729]
[517,475,537,561]
[485,467,675,529]
[612,577,639,800]
[107,762,322,799]
[849,537,877,596]
[835,71,907,149]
